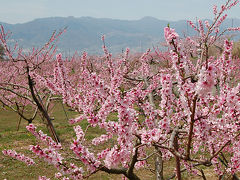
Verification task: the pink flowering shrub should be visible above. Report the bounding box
[2,0,240,179]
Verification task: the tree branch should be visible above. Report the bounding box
[186,95,197,159]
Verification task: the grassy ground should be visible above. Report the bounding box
[0,102,220,180]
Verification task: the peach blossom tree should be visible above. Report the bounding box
[2,0,240,179]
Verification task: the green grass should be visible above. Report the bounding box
[0,102,221,180]
[0,103,126,180]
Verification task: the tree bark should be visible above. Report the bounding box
[174,134,181,180]
[27,66,60,143]
[155,148,164,180]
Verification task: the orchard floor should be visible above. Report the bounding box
[0,102,221,179]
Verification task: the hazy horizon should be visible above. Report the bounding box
[0,0,239,24]
[4,15,240,25]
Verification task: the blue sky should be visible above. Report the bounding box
[0,0,239,24]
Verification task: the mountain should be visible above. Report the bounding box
[1,16,240,55]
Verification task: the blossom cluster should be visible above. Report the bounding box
[30,145,63,166]
[164,27,179,44]
[196,65,216,96]
[2,149,35,166]
[26,124,62,150]
[70,140,100,172]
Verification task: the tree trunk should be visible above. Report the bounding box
[174,135,181,180]
[27,67,60,143]
[155,150,164,180]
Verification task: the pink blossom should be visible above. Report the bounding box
[2,149,35,166]
[213,5,218,15]
[39,176,50,180]
[164,27,179,44]
[74,125,85,141]
[92,133,112,145]
[55,172,62,179]
[26,124,62,150]
[228,27,240,31]
[30,145,63,165]
[196,65,216,96]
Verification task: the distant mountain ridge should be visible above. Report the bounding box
[1,16,240,55]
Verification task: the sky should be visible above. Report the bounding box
[0,0,239,24]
